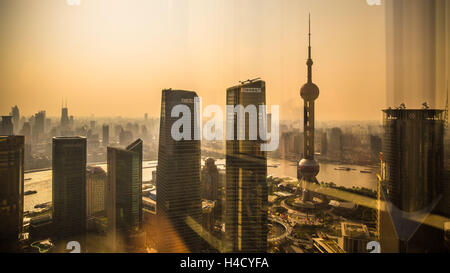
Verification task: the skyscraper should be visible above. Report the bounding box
[156,89,202,253]
[106,139,143,250]
[52,137,87,240]
[9,106,19,134]
[0,116,14,136]
[102,124,109,147]
[86,166,106,218]
[379,108,447,252]
[298,15,320,202]
[0,136,24,252]
[201,158,219,201]
[61,104,69,129]
[225,79,268,253]
[32,111,45,143]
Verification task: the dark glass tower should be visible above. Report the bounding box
[298,15,320,202]
[379,109,446,252]
[0,116,14,136]
[0,136,24,252]
[102,124,109,147]
[106,139,143,250]
[156,89,202,253]
[52,137,87,240]
[225,79,268,253]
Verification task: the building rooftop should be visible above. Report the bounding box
[341,222,370,239]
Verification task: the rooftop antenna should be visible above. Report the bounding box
[307,12,313,83]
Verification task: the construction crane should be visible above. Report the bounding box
[239,77,261,85]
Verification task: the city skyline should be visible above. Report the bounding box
[0,0,449,256]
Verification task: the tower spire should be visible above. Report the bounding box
[307,13,313,83]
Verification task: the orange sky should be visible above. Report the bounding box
[0,0,386,120]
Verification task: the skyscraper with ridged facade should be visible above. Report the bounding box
[225,79,268,253]
[0,136,24,252]
[156,89,202,253]
[106,139,143,250]
[52,137,87,241]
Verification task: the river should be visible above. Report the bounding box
[23,158,378,213]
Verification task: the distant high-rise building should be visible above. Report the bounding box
[298,15,320,202]
[201,158,219,201]
[61,106,69,129]
[86,166,106,218]
[379,108,447,252]
[225,79,268,253]
[9,106,19,133]
[329,127,343,160]
[156,89,202,253]
[21,122,31,145]
[321,131,328,156]
[0,136,24,252]
[106,139,143,250]
[32,111,45,143]
[45,118,51,133]
[0,116,14,136]
[52,137,87,240]
[102,125,109,147]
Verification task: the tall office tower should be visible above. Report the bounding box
[0,136,24,252]
[201,158,219,201]
[225,79,268,253]
[386,0,449,109]
[1,116,14,136]
[156,89,202,253]
[298,16,320,202]
[102,125,109,147]
[329,127,343,160]
[52,137,87,240]
[9,106,19,133]
[21,122,31,145]
[32,111,45,143]
[61,104,69,129]
[86,166,106,218]
[201,158,220,251]
[379,108,446,252]
[106,139,143,250]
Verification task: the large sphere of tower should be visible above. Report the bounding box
[300,82,319,101]
[298,158,320,180]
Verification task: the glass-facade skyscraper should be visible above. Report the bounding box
[52,136,87,240]
[106,139,143,250]
[0,136,24,252]
[225,79,268,253]
[379,109,447,252]
[156,89,202,253]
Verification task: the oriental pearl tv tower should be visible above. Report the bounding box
[298,14,320,203]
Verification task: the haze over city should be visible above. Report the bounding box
[0,0,386,120]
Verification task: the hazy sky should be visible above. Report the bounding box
[0,0,385,120]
